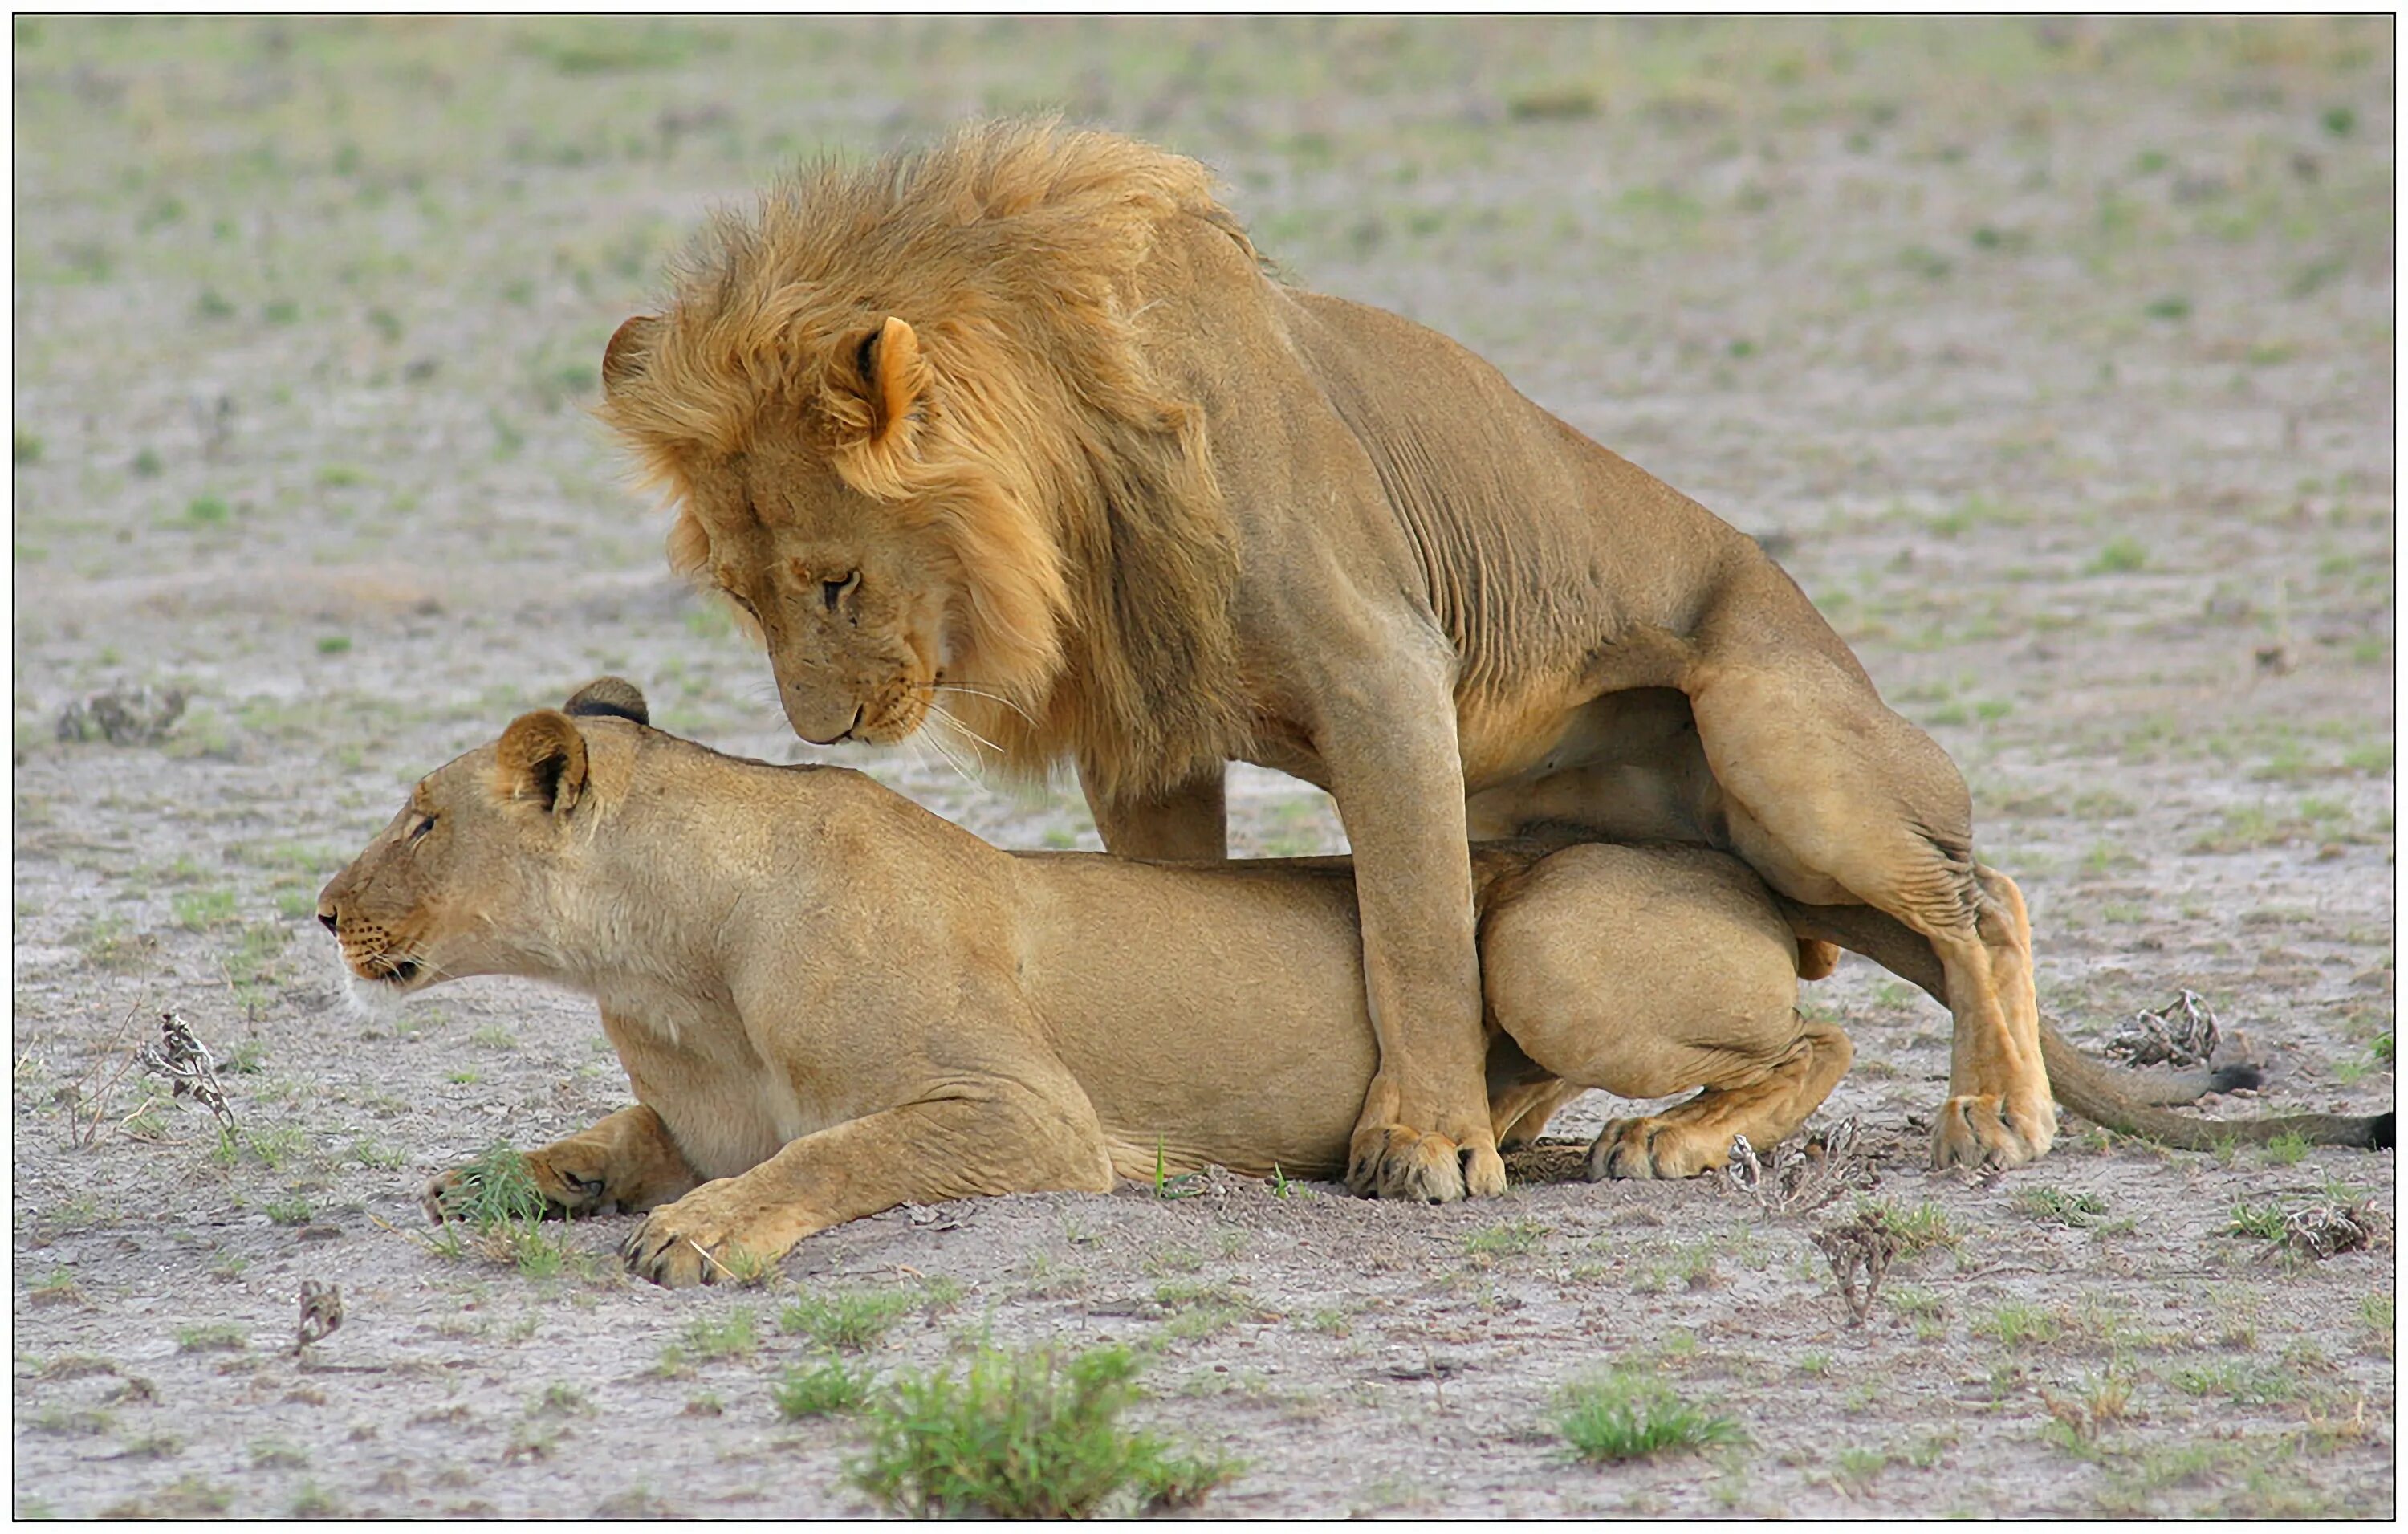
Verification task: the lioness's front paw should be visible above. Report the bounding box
[1346,1125,1505,1202]
[1586,1117,1724,1181]
[1929,1092,2056,1170]
[620,1194,772,1288]
[421,1150,607,1224]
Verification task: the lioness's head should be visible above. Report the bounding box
[315,680,649,996]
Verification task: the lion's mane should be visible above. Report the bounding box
[600,121,1262,796]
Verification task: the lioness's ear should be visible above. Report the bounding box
[563,677,650,727]
[602,315,661,399]
[847,315,927,452]
[494,710,589,815]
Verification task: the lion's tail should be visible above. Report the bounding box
[1777,897,2394,1153]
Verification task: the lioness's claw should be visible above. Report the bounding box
[1586,1116,1727,1180]
[620,1200,763,1288]
[1588,1118,1665,1181]
[1348,1125,1501,1202]
[1929,1093,2055,1170]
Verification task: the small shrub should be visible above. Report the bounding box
[781,1288,921,1352]
[2015,1187,2109,1228]
[847,1341,1236,1518]
[1556,1373,1742,1463]
[2226,1202,2288,1242]
[1857,1198,1957,1255]
[175,1324,248,1353]
[1974,1299,2064,1349]
[1464,1219,1551,1259]
[773,1357,870,1418]
[529,1381,593,1418]
[679,1307,759,1362]
[2087,536,2149,574]
[2261,1131,2312,1166]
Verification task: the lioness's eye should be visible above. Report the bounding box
[822,570,860,612]
[408,815,435,844]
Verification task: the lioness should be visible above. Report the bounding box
[317,682,2389,1288]
[598,122,2050,1200]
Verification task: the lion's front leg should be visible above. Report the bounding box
[1311,645,1503,1203]
[620,1090,1115,1288]
[423,1103,701,1223]
[1080,761,1228,861]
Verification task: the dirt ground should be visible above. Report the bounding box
[11,16,2394,1519]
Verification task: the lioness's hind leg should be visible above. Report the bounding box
[1588,1018,1853,1180]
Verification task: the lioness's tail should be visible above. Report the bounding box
[1775,898,2394,1153]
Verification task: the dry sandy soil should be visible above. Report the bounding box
[11,17,2395,1518]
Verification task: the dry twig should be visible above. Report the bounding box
[1810,1211,1901,1326]
[2275,1202,2390,1262]
[60,1001,149,1149]
[54,685,188,746]
[136,1011,235,1131]
[296,1280,344,1353]
[2106,989,2219,1068]
[1722,1118,1867,1216]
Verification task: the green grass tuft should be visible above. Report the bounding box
[1555,1373,1743,1462]
[780,1288,923,1353]
[433,1143,550,1227]
[846,1341,1238,1518]
[772,1357,872,1418]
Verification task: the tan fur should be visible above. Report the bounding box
[321,684,2382,1288]
[600,123,2058,1195]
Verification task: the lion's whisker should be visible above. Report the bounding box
[929,702,1003,760]
[930,682,1036,727]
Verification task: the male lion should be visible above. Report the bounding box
[318,682,2387,1288]
[603,125,2041,1198]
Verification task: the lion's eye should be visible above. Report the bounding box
[823,570,860,612]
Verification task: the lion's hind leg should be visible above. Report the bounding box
[1489,1076,1591,1149]
[1587,1017,1852,1180]
[1682,649,2052,1170]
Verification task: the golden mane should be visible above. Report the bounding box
[599,120,1261,799]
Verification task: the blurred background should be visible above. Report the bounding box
[14,9,2393,1004]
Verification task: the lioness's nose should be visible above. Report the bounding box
[317,905,339,936]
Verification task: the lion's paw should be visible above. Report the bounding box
[620,1194,773,1288]
[1929,1092,2056,1171]
[1585,1117,1724,1181]
[1346,1125,1505,1202]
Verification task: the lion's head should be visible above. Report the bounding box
[315,680,649,996]
[596,121,1254,799]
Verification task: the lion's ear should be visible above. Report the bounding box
[845,315,928,454]
[602,315,661,399]
[494,710,589,816]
